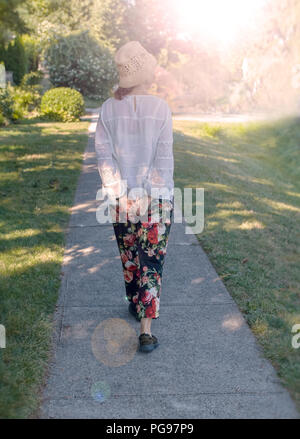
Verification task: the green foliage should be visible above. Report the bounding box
[7,84,41,118]
[89,0,131,50]
[24,0,94,36]
[0,71,43,124]
[44,31,118,100]
[0,0,27,44]
[21,71,43,88]
[0,87,15,121]
[22,0,124,52]
[22,34,40,72]
[0,45,6,67]
[1,36,27,85]
[0,110,7,126]
[40,87,85,122]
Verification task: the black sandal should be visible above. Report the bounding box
[139,333,159,352]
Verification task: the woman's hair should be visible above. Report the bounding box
[113,86,136,100]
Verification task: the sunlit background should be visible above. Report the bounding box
[1,0,300,115]
[174,0,267,46]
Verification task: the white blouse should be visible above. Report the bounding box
[95,94,174,202]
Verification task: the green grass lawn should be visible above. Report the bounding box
[173,117,300,410]
[0,118,89,418]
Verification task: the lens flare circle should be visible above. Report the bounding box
[90,381,111,403]
[91,318,138,367]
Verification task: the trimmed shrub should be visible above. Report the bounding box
[44,31,118,100]
[40,87,85,122]
[3,36,26,85]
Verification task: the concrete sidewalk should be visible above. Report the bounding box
[39,116,298,419]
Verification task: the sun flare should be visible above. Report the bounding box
[175,0,267,45]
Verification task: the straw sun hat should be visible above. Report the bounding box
[114,41,158,88]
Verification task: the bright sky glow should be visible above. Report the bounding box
[174,0,267,46]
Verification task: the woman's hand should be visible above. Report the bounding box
[115,193,152,220]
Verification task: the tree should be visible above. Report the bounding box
[124,0,180,57]
[0,36,27,84]
[24,0,94,32]
[0,0,27,44]
[44,31,118,100]
[89,0,131,50]
[236,0,300,111]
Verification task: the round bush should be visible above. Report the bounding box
[41,87,85,122]
[44,31,118,100]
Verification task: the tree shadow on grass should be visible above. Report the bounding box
[0,119,91,417]
[173,120,300,306]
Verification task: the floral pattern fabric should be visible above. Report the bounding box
[113,197,173,320]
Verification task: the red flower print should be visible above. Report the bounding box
[125,261,138,272]
[136,269,141,277]
[121,253,128,264]
[132,294,139,304]
[143,266,148,272]
[125,249,133,260]
[145,298,156,318]
[141,290,152,305]
[148,227,158,244]
[142,222,151,228]
[124,233,136,247]
[124,270,133,282]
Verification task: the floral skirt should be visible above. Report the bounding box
[112,197,174,320]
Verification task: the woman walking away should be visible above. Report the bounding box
[95,41,174,353]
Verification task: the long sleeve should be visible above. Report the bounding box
[95,106,126,201]
[144,105,174,199]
